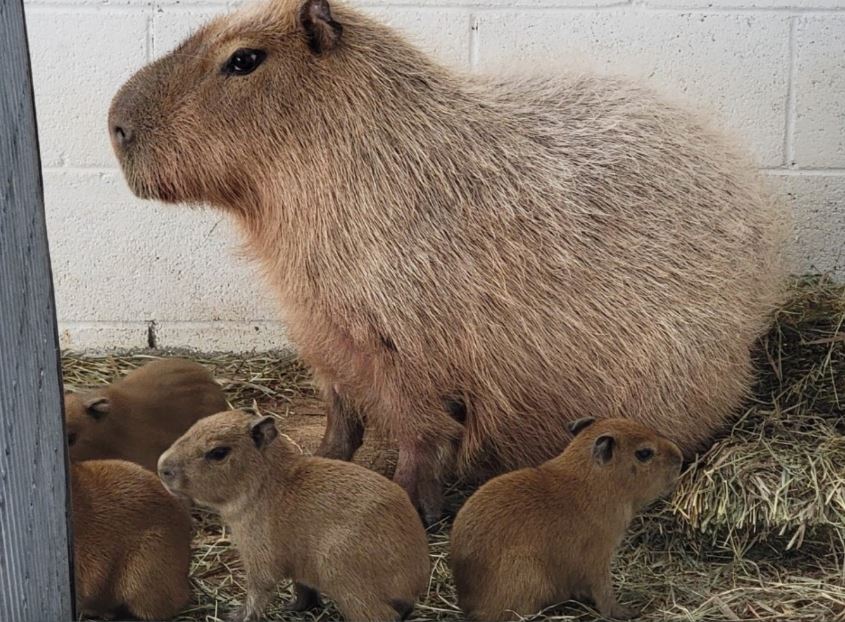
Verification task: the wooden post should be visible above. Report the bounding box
[0,0,74,620]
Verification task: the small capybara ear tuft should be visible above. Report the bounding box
[299,0,343,54]
[84,397,111,420]
[592,434,615,464]
[250,415,279,449]
[568,416,596,437]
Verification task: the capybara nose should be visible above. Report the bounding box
[158,462,177,482]
[110,122,134,150]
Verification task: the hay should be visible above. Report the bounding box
[64,275,845,622]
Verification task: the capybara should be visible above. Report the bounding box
[71,459,192,620]
[158,410,430,622]
[109,0,786,521]
[65,357,228,471]
[450,417,683,621]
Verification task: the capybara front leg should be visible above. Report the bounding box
[393,438,449,527]
[286,582,322,612]
[316,386,364,461]
[228,565,276,622]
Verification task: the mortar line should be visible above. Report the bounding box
[22,1,845,13]
[763,168,845,176]
[469,13,480,70]
[784,16,798,168]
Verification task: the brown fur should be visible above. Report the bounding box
[109,0,787,521]
[158,410,430,622]
[450,417,683,621]
[65,358,228,471]
[71,460,192,620]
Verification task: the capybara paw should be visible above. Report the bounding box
[421,507,444,529]
[416,489,444,528]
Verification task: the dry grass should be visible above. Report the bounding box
[64,275,845,622]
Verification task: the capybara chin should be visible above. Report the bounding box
[450,417,683,621]
[158,410,430,622]
[64,357,228,471]
[109,0,787,521]
[71,460,192,620]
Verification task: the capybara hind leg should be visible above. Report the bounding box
[286,582,323,612]
[316,386,364,461]
[124,583,189,620]
[589,573,637,620]
[121,562,190,620]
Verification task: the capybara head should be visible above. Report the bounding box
[64,391,112,461]
[158,410,280,507]
[109,0,362,206]
[566,416,683,508]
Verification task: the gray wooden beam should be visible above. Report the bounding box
[0,0,74,619]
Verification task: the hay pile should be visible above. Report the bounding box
[64,276,844,622]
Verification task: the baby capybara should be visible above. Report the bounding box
[109,0,786,521]
[65,357,227,471]
[450,417,683,621]
[72,459,192,620]
[158,410,430,622]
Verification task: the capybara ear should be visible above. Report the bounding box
[592,434,615,465]
[84,397,111,420]
[298,0,342,54]
[568,416,596,437]
[250,416,279,449]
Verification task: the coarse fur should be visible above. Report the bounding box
[158,410,430,622]
[450,417,683,621]
[65,357,228,471]
[71,459,192,620]
[109,0,787,520]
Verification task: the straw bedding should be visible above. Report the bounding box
[64,276,844,621]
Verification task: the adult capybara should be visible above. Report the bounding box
[158,410,430,622]
[65,357,228,471]
[71,459,192,620]
[109,0,786,522]
[450,417,683,620]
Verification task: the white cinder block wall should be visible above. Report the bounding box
[23,0,845,353]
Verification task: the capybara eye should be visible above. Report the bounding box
[223,49,266,76]
[205,446,231,461]
[67,432,77,447]
[635,448,654,462]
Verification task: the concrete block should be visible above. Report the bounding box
[794,16,845,168]
[155,321,291,352]
[153,5,228,57]
[58,322,151,353]
[360,6,472,69]
[767,172,845,277]
[43,170,281,324]
[643,0,845,8]
[474,9,790,167]
[25,8,148,168]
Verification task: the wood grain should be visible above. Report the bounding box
[0,0,73,619]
